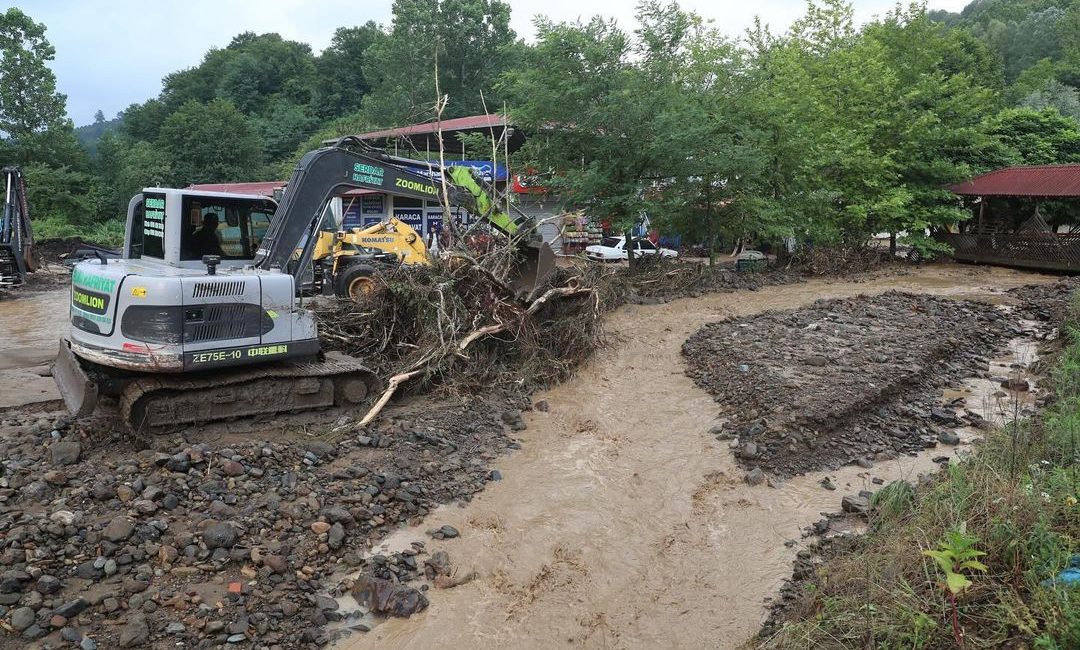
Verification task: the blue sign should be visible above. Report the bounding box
[362,216,382,227]
[342,202,362,229]
[425,211,444,236]
[449,161,508,182]
[394,209,423,231]
[397,160,508,183]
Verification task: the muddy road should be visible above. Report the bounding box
[337,264,1052,650]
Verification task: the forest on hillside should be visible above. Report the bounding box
[2,0,1080,251]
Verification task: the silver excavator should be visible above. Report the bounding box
[52,137,554,440]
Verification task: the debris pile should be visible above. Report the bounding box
[315,257,804,401]
[315,259,600,400]
[683,291,1023,476]
[1008,276,1080,324]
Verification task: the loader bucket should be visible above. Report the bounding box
[509,241,557,302]
[52,339,98,417]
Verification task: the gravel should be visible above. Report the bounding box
[0,390,529,647]
[683,291,1022,476]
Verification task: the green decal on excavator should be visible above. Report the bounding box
[352,163,385,186]
[72,267,117,294]
[394,177,439,196]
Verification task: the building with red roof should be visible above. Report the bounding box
[940,165,1080,272]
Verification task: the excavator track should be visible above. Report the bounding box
[119,352,380,444]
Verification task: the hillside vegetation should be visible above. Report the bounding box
[2,0,1080,249]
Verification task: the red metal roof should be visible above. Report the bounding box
[187,181,284,196]
[354,114,507,141]
[187,181,376,198]
[948,165,1080,198]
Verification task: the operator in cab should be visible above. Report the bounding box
[191,213,225,257]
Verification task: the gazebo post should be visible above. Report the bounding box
[978,198,984,233]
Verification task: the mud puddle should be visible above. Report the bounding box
[328,264,1053,650]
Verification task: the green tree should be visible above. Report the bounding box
[119,99,170,143]
[0,8,66,142]
[93,131,173,220]
[22,162,93,226]
[312,23,383,118]
[1021,79,1080,120]
[362,0,520,127]
[502,14,645,263]
[0,7,81,169]
[984,107,1080,164]
[156,99,264,185]
[214,33,316,113]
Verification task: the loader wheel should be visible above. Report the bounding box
[334,265,378,302]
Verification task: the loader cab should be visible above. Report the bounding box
[124,188,276,268]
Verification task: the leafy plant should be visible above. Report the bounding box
[924,526,989,647]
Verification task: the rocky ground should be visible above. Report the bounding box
[682,291,1025,477]
[755,284,1070,642]
[1007,275,1080,325]
[0,392,530,649]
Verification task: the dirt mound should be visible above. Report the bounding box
[682,291,1019,476]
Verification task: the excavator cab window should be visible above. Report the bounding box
[180,196,275,261]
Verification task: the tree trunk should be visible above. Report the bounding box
[889,232,896,257]
[624,230,636,273]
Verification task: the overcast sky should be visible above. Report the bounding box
[19,0,972,126]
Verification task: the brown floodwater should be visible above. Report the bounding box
[0,289,70,408]
[333,264,1054,650]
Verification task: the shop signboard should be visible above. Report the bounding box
[393,208,423,231]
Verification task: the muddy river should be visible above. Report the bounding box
[332,264,1053,650]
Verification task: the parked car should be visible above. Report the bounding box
[585,237,678,262]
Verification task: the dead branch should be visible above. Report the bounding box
[357,368,426,427]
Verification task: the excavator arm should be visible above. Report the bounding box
[253,137,454,276]
[255,137,554,299]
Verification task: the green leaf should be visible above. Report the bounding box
[959,560,988,573]
[946,571,972,595]
[924,549,957,574]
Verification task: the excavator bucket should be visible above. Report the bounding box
[509,241,557,302]
[52,339,98,417]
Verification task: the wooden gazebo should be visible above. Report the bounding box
[939,165,1080,272]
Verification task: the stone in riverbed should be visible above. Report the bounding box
[10,606,34,631]
[328,522,346,549]
[744,467,766,486]
[350,574,428,617]
[119,613,149,647]
[841,494,870,514]
[1001,378,1029,392]
[203,521,238,549]
[103,517,135,543]
[49,440,82,466]
[937,431,961,446]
